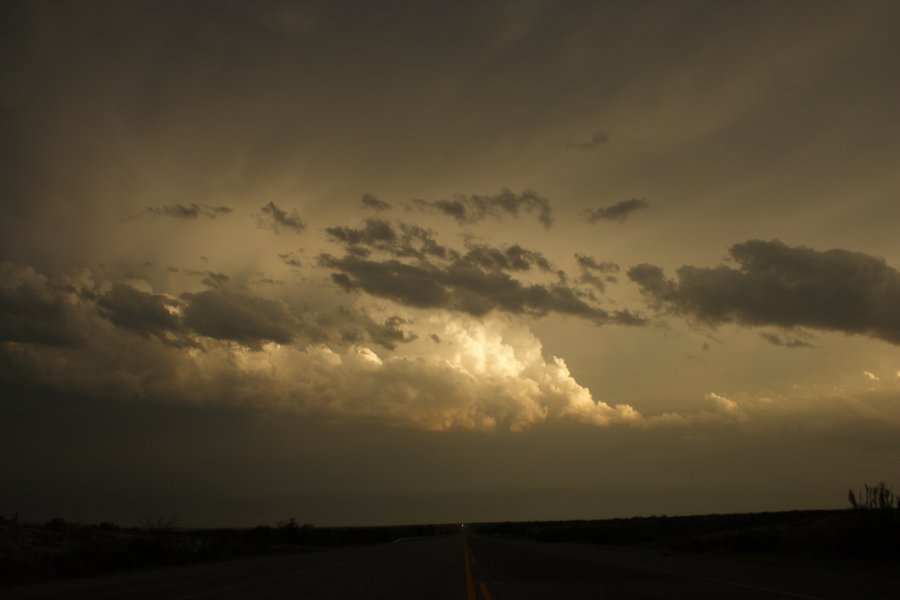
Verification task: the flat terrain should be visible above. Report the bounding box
[4,532,900,599]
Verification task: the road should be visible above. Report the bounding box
[3,532,899,599]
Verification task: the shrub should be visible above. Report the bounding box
[847,482,899,511]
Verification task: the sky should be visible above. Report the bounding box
[2,0,900,527]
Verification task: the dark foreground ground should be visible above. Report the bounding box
[2,510,899,598]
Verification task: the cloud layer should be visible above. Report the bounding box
[0,261,640,431]
[322,218,642,325]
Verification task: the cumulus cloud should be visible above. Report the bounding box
[567,130,609,149]
[135,204,232,220]
[583,198,649,223]
[259,202,306,234]
[361,193,391,211]
[411,188,554,229]
[181,289,301,348]
[0,266,643,431]
[628,240,900,345]
[243,317,645,430]
[646,392,749,427]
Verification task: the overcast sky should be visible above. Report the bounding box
[3,0,900,527]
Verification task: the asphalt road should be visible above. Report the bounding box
[4,532,900,599]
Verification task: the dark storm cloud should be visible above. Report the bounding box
[136,204,232,220]
[628,240,900,345]
[0,265,84,347]
[583,198,649,223]
[575,254,619,291]
[259,202,306,234]
[412,189,554,229]
[181,289,300,348]
[326,219,456,260]
[567,130,610,149]
[361,193,391,211]
[96,283,183,341]
[319,253,643,325]
[322,223,637,323]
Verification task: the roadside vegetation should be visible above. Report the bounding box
[0,513,454,586]
[848,481,899,511]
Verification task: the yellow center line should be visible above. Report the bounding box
[463,542,477,600]
[465,541,496,600]
[479,581,495,600]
